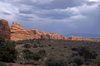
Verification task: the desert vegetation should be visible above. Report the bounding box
[0,36,100,66]
[0,36,18,62]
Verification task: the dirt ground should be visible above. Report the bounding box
[81,64,91,66]
[7,63,43,66]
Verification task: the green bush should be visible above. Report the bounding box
[48,44,51,46]
[0,36,5,43]
[22,49,33,60]
[32,49,46,61]
[51,47,54,49]
[22,49,46,61]
[0,37,18,62]
[37,41,40,44]
[33,44,38,48]
[73,56,84,65]
[0,62,7,66]
[71,47,78,51]
[38,49,46,55]
[24,44,31,48]
[64,46,67,48]
[78,47,98,59]
[45,56,68,66]
[73,46,98,59]
[32,53,42,61]
[22,49,32,54]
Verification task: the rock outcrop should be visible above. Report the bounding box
[69,36,84,40]
[10,22,68,41]
[0,19,10,40]
[10,22,30,41]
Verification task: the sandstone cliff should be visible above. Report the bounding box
[69,36,84,40]
[0,19,93,41]
[0,19,10,40]
[10,22,68,41]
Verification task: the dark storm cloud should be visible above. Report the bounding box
[19,10,33,14]
[36,9,75,19]
[0,0,100,38]
[13,0,87,9]
[86,1,99,5]
[35,0,87,9]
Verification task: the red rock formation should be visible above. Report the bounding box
[10,23,68,41]
[0,19,10,40]
[69,36,84,40]
[10,22,30,41]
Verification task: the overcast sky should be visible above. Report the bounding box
[0,0,100,38]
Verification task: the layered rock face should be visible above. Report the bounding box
[10,23,68,41]
[0,19,10,40]
[10,22,30,41]
[0,19,85,41]
[69,36,84,40]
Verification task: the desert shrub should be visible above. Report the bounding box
[38,49,46,55]
[24,44,31,48]
[0,36,5,43]
[59,54,64,56]
[39,45,44,47]
[32,49,46,61]
[48,44,51,46]
[22,49,32,54]
[72,46,98,59]
[33,44,38,48]
[72,56,84,65]
[32,53,42,61]
[72,53,78,57]
[64,46,67,48]
[22,49,46,61]
[0,62,7,66]
[45,56,68,66]
[78,47,98,59]
[22,49,33,60]
[71,47,78,51]
[51,47,54,49]
[0,37,18,62]
[37,41,40,44]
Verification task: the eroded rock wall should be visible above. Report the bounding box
[10,23,68,41]
[0,19,10,40]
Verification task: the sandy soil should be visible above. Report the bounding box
[81,64,91,66]
[6,63,92,66]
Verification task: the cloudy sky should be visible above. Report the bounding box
[0,0,100,38]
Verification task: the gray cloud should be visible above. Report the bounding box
[0,0,100,38]
[35,0,87,9]
[11,0,87,9]
[3,12,11,15]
